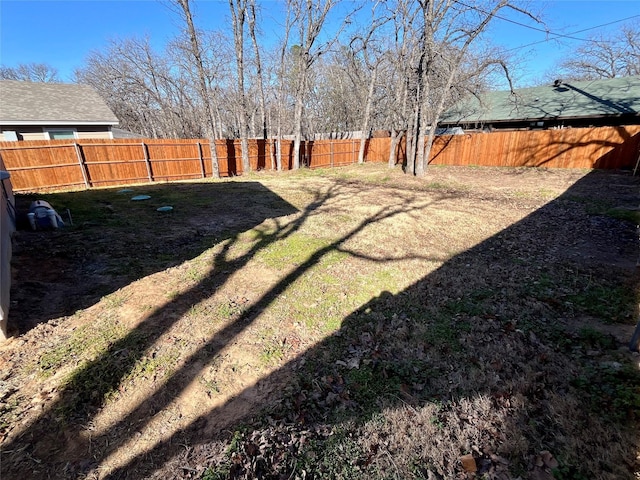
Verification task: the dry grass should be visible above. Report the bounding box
[1,164,639,479]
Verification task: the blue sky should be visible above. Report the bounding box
[1,0,639,88]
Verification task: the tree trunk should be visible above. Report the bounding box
[415,75,430,178]
[292,72,306,170]
[357,65,377,164]
[388,129,404,168]
[269,138,276,170]
[276,135,283,171]
[406,90,420,175]
[414,129,427,177]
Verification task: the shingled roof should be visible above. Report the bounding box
[441,75,640,126]
[0,80,119,125]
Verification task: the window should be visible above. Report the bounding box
[44,128,77,140]
[1,131,18,141]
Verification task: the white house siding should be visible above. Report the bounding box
[76,130,112,140]
[20,131,47,141]
[0,125,114,141]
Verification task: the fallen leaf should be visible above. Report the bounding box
[460,453,477,472]
[541,450,559,469]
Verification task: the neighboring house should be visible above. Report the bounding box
[440,75,640,131]
[0,80,119,141]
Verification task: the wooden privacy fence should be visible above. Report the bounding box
[427,124,640,169]
[1,125,639,192]
[0,138,261,192]
[0,138,364,192]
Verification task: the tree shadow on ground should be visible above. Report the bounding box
[3,169,640,479]
[2,174,459,478]
[122,170,639,479]
[9,181,297,334]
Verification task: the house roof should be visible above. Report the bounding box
[0,80,119,126]
[441,75,640,126]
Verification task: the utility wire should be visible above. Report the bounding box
[451,0,640,51]
[504,14,640,52]
[452,0,588,42]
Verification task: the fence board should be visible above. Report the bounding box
[1,125,639,192]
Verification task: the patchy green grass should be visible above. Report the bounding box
[527,270,637,324]
[259,340,287,366]
[4,165,640,480]
[572,363,640,422]
[37,313,128,379]
[567,283,637,323]
[256,234,335,269]
[567,195,640,224]
[125,347,181,383]
[577,327,618,350]
[604,208,640,224]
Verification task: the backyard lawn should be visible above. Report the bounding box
[1,163,639,479]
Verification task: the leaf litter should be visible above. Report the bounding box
[0,164,639,479]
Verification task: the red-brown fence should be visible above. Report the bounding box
[427,125,640,169]
[1,125,639,192]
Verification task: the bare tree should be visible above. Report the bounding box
[168,30,234,135]
[558,23,640,80]
[289,0,346,169]
[248,1,268,141]
[305,50,361,133]
[229,0,252,173]
[76,16,241,143]
[405,0,539,177]
[0,63,61,82]
[172,0,221,177]
[272,4,299,171]
[349,2,392,164]
[379,0,418,169]
[71,0,533,180]
[77,37,202,138]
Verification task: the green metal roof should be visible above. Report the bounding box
[441,75,640,125]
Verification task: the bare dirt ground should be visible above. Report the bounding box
[1,164,639,479]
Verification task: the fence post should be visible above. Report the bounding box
[141,141,153,182]
[270,139,275,170]
[211,140,217,175]
[352,139,356,164]
[73,142,90,189]
[197,141,206,178]
[330,141,334,168]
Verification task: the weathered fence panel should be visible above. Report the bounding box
[428,125,640,169]
[81,141,149,187]
[0,142,86,190]
[307,139,359,169]
[365,138,392,163]
[1,125,638,192]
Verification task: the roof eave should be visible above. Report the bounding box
[0,120,119,126]
[442,112,639,125]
